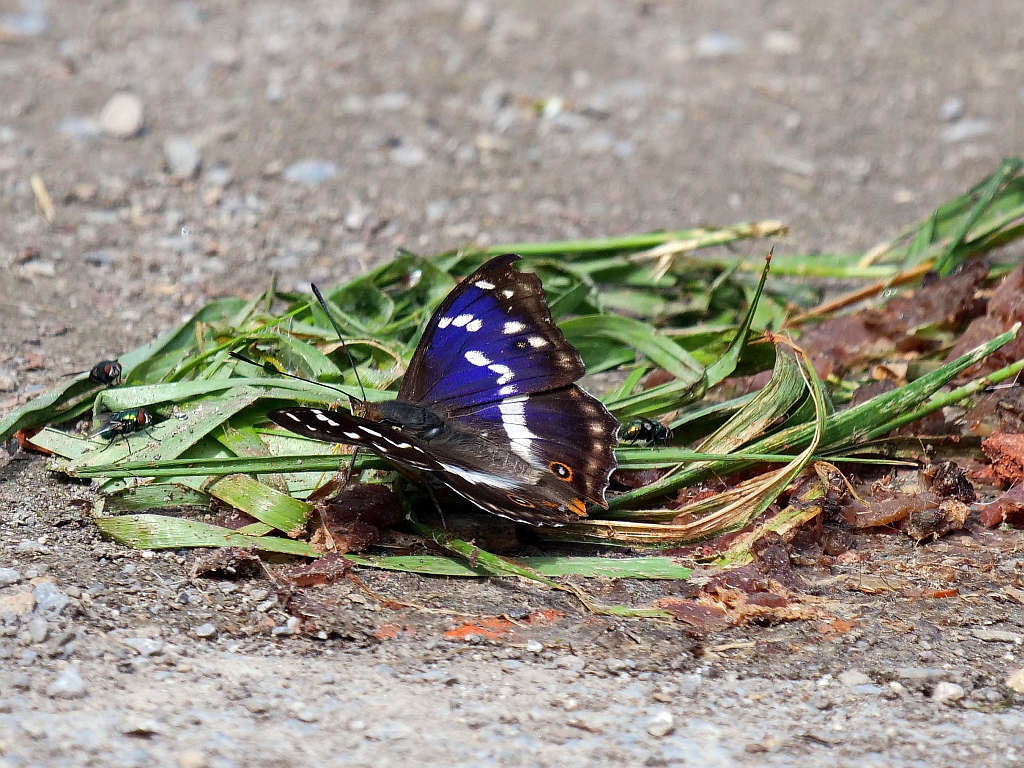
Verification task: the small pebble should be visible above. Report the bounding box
[282,159,337,185]
[272,616,300,636]
[971,628,1023,644]
[526,640,543,654]
[1,2,49,37]
[941,118,992,143]
[16,539,44,553]
[26,618,48,644]
[244,698,271,714]
[164,137,202,178]
[295,708,320,723]
[390,145,427,167]
[696,32,745,58]
[762,29,801,55]
[194,623,217,638]
[1006,669,1024,695]
[47,666,86,699]
[177,750,208,768]
[647,710,675,738]
[124,637,164,657]
[932,681,965,705]
[939,96,965,122]
[0,567,21,586]
[838,670,871,687]
[33,582,69,617]
[11,672,32,691]
[100,93,145,139]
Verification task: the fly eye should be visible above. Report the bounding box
[548,461,573,482]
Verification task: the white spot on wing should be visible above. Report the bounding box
[452,314,474,327]
[439,462,518,490]
[475,280,495,290]
[488,363,514,385]
[465,350,491,367]
[527,336,548,348]
[499,395,542,467]
[501,289,514,298]
[360,426,383,438]
[343,431,361,440]
[438,317,453,328]
[466,318,483,332]
[498,384,518,396]
[503,321,525,335]
[286,412,301,422]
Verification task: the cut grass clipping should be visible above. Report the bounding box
[4,158,1024,605]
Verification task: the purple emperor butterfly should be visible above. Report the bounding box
[268,254,619,526]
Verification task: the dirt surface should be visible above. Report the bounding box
[2,2,1024,766]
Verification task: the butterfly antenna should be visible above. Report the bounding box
[310,284,368,405]
[228,352,355,398]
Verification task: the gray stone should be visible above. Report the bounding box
[282,159,337,185]
[123,637,164,657]
[33,582,69,617]
[100,93,145,139]
[647,710,675,738]
[939,96,965,122]
[971,628,1023,644]
[47,666,86,699]
[941,118,992,143]
[932,681,965,705]
[1,4,49,37]
[696,32,746,58]
[16,539,44,553]
[26,618,48,644]
[164,137,202,178]
[0,568,20,586]
[390,145,427,167]
[194,623,217,638]
[838,669,871,687]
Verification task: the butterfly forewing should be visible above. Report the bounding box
[268,407,443,472]
[400,254,583,409]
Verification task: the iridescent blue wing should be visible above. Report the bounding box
[399,254,584,409]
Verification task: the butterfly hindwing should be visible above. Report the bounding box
[400,254,584,409]
[459,386,619,508]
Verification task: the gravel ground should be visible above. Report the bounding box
[2,2,1024,766]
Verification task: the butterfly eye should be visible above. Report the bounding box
[506,493,536,508]
[548,461,574,482]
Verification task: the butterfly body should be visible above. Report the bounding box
[269,254,618,526]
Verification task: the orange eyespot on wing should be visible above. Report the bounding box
[548,461,574,482]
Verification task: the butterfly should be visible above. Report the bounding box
[268,253,619,526]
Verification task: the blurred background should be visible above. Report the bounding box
[0,0,1021,383]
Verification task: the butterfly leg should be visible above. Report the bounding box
[423,481,449,533]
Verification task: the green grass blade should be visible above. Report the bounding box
[345,554,691,579]
[207,474,310,534]
[94,514,319,556]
